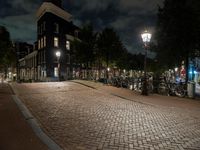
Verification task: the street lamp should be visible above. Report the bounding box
[56,51,61,81]
[141,30,152,95]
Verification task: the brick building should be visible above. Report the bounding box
[17,0,80,81]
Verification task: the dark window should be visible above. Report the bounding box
[43,21,46,31]
[54,23,59,33]
[66,54,70,64]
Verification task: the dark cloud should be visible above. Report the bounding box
[0,0,164,55]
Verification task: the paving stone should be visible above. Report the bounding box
[12,82,200,150]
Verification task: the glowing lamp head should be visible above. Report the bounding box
[56,51,61,57]
[141,30,152,43]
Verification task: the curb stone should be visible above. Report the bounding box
[12,95,62,150]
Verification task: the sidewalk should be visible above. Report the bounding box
[0,83,48,150]
[72,80,200,111]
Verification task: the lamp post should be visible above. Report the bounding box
[56,51,61,81]
[141,30,152,95]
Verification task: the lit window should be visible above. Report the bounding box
[66,41,70,50]
[44,36,46,47]
[54,67,58,77]
[54,23,59,33]
[54,37,59,47]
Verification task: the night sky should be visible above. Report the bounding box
[0,0,163,54]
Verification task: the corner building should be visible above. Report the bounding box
[36,0,79,81]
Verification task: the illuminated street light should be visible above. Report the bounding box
[56,51,61,58]
[141,30,151,95]
[56,51,61,81]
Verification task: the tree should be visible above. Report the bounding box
[73,24,97,79]
[155,0,200,81]
[97,28,128,79]
[0,26,16,77]
[97,28,126,67]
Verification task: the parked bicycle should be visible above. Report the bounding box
[157,76,187,97]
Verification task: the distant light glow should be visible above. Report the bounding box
[175,67,178,72]
[189,70,197,75]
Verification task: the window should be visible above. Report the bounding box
[40,51,43,63]
[66,41,70,50]
[41,24,43,33]
[41,38,43,48]
[43,36,46,47]
[54,67,58,77]
[43,50,45,63]
[54,23,59,33]
[74,30,79,38]
[54,37,59,47]
[38,52,40,64]
[38,26,40,35]
[38,39,41,49]
[66,54,70,64]
[43,21,46,31]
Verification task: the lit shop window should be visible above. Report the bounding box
[54,37,59,47]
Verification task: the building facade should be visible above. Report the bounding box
[17,0,80,82]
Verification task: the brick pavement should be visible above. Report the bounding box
[73,80,200,112]
[0,83,48,150]
[11,81,200,150]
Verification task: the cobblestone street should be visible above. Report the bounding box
[11,81,200,150]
